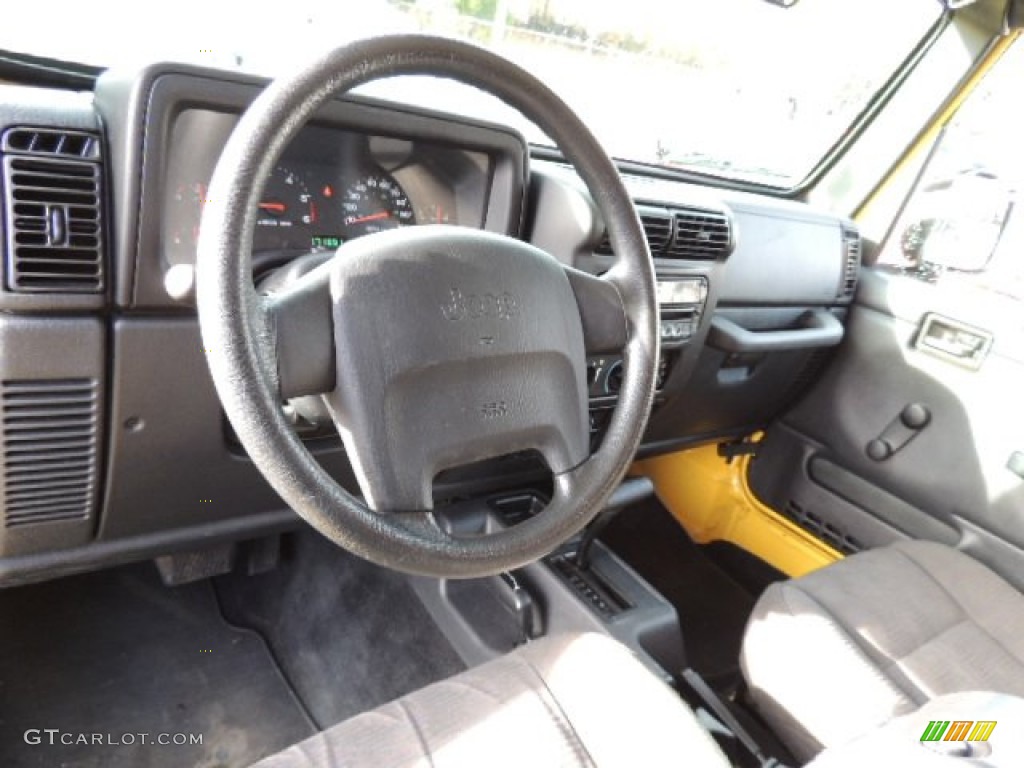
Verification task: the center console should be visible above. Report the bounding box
[411,479,686,680]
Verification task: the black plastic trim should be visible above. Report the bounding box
[0,509,299,587]
[0,50,101,90]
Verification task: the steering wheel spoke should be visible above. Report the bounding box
[264,260,336,399]
[564,267,629,355]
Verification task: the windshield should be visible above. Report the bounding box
[2,0,940,186]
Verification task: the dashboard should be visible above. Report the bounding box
[0,61,860,581]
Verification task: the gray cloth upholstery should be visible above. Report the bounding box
[252,632,730,768]
[742,540,1024,761]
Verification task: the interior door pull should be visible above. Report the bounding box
[914,313,993,370]
[707,309,844,353]
[867,404,931,461]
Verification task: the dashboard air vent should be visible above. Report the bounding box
[639,211,673,253]
[839,225,862,299]
[2,149,104,293]
[2,128,101,160]
[665,207,732,260]
[596,209,673,255]
[2,379,99,528]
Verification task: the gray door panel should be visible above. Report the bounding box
[750,268,1024,584]
[751,37,1024,585]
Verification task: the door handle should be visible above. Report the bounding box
[914,313,993,370]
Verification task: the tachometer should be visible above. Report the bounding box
[340,173,415,238]
[253,166,317,250]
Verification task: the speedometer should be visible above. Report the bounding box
[340,173,416,238]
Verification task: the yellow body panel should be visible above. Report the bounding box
[634,442,841,578]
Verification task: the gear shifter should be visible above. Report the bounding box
[575,476,655,570]
[498,571,540,642]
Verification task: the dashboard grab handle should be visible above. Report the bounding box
[707,309,844,353]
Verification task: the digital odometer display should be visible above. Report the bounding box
[311,235,344,250]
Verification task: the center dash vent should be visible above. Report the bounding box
[2,379,99,528]
[2,137,104,293]
[596,208,673,255]
[839,225,862,299]
[664,207,733,260]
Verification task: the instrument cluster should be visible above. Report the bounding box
[162,109,494,266]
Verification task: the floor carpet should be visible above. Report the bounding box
[0,564,313,768]
[214,530,465,729]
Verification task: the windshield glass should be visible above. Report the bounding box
[2,0,940,186]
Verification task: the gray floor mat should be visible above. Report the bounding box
[214,530,466,729]
[0,564,315,768]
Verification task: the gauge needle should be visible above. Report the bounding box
[259,202,287,212]
[348,211,390,225]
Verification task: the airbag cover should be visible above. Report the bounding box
[324,226,588,511]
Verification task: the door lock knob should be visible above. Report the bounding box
[868,404,931,461]
[901,403,931,430]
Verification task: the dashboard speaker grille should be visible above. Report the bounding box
[2,129,104,294]
[665,207,732,260]
[2,378,98,528]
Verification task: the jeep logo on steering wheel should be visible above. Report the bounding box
[442,288,520,321]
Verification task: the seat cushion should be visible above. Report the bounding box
[252,632,730,768]
[741,540,1024,761]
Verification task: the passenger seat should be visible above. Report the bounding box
[741,540,1024,761]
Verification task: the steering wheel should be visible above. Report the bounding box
[195,35,658,579]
